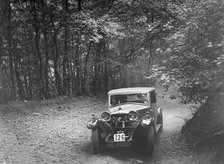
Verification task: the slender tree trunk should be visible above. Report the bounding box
[14,57,25,100]
[74,0,82,95]
[43,31,50,98]
[41,0,50,98]
[70,35,75,95]
[28,52,33,99]
[63,0,69,95]
[32,1,44,99]
[0,58,8,102]
[74,35,81,94]
[93,41,102,94]
[24,74,29,100]
[50,8,63,96]
[102,44,109,94]
[7,0,16,100]
[53,34,63,96]
[82,41,92,94]
[35,28,44,99]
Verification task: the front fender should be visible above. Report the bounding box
[87,118,112,136]
[97,121,113,136]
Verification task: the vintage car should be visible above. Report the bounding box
[87,87,163,155]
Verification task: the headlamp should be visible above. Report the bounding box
[128,111,138,121]
[101,111,111,121]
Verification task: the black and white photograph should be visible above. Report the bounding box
[0,0,224,163]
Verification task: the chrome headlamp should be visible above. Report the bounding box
[101,111,111,122]
[128,111,138,121]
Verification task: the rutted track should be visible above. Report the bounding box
[0,93,192,164]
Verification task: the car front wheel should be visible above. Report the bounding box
[146,126,155,156]
[92,128,101,154]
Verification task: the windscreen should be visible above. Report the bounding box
[110,93,148,106]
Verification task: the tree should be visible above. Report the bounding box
[0,0,187,102]
[0,0,16,100]
[152,0,224,105]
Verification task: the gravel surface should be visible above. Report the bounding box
[0,93,193,164]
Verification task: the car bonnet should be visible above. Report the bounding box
[108,104,149,114]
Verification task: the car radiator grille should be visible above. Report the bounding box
[109,114,134,135]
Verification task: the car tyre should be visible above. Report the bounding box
[146,126,155,156]
[92,128,101,154]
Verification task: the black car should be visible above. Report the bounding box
[87,87,163,155]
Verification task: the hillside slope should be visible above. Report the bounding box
[182,94,224,163]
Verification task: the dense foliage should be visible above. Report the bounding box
[152,0,224,105]
[0,0,223,105]
[0,0,180,102]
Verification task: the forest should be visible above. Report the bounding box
[0,0,224,104]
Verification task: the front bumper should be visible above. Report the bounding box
[106,140,132,148]
[87,116,154,148]
[104,133,133,147]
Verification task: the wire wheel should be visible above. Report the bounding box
[92,128,101,154]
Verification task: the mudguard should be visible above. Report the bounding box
[87,118,113,137]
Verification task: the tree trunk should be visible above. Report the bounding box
[32,1,44,99]
[102,45,109,95]
[24,74,29,100]
[7,0,16,101]
[53,34,63,96]
[28,52,33,99]
[43,31,50,98]
[93,41,102,94]
[41,0,50,98]
[62,0,69,95]
[14,57,25,100]
[35,28,44,99]
[82,41,92,94]
[50,7,63,96]
[73,34,81,95]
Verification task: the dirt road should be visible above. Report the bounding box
[0,92,192,164]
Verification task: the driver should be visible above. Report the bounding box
[137,93,147,103]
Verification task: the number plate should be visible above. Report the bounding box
[114,133,125,142]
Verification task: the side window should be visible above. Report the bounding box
[150,91,157,103]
